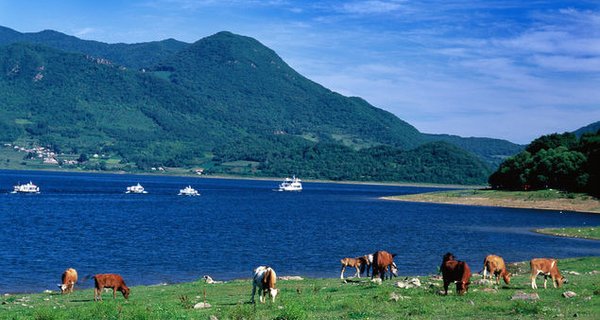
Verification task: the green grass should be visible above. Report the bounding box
[2,257,599,319]
[535,227,600,240]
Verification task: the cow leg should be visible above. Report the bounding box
[483,267,488,279]
[250,282,257,303]
[367,265,371,277]
[552,275,557,288]
[443,281,450,295]
[113,288,117,299]
[543,275,548,289]
[260,289,266,303]
[340,265,346,279]
[354,266,360,278]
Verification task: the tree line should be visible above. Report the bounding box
[489,131,600,197]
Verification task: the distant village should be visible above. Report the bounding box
[2,143,205,175]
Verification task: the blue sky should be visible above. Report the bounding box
[1,0,599,144]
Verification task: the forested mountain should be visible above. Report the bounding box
[0,26,188,69]
[574,121,600,137]
[0,27,525,184]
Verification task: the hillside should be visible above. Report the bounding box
[0,26,188,69]
[574,121,600,137]
[0,28,524,184]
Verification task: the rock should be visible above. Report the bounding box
[437,290,451,295]
[587,270,599,275]
[278,276,304,281]
[209,316,219,320]
[43,290,53,294]
[566,271,581,276]
[193,302,212,309]
[482,288,498,293]
[371,278,382,285]
[389,292,400,302]
[395,278,421,289]
[429,275,443,281]
[511,292,539,300]
[562,291,577,298]
[469,300,475,306]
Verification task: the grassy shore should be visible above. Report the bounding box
[534,227,600,241]
[2,257,599,319]
[382,189,600,214]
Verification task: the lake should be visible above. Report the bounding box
[1,169,599,294]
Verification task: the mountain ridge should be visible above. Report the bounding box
[0,26,524,184]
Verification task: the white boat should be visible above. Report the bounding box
[178,185,200,196]
[12,181,40,194]
[126,183,147,194]
[278,176,302,191]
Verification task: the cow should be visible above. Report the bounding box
[482,254,511,285]
[360,254,373,277]
[58,268,78,294]
[251,266,278,303]
[93,274,130,301]
[530,258,565,289]
[340,257,364,279]
[371,250,398,281]
[440,252,471,295]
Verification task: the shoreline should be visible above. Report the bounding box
[382,189,600,214]
[0,167,478,189]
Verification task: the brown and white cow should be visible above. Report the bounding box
[93,274,130,301]
[340,257,364,279]
[251,266,278,303]
[530,258,565,289]
[440,252,471,295]
[371,250,398,281]
[483,254,511,285]
[58,268,78,294]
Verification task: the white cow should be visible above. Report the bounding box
[251,266,278,303]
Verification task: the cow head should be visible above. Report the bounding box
[121,286,131,299]
[556,276,566,287]
[502,272,512,285]
[269,288,279,302]
[57,283,67,293]
[455,281,470,295]
[390,262,399,277]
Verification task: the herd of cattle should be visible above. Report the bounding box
[57,251,565,303]
[340,251,566,296]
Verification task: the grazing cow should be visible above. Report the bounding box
[482,254,511,285]
[360,254,373,277]
[371,251,398,281]
[530,258,565,289]
[440,253,471,295]
[93,274,130,301]
[340,257,364,279]
[251,266,278,303]
[58,268,78,294]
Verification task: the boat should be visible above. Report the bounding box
[126,183,147,194]
[278,176,302,191]
[12,181,40,194]
[178,185,200,196]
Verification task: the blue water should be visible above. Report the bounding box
[1,169,599,293]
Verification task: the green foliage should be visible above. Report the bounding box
[0,29,523,184]
[489,131,600,196]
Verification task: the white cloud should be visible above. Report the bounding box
[339,0,405,15]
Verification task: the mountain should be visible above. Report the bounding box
[0,26,188,69]
[0,27,524,184]
[573,121,600,137]
[424,134,524,167]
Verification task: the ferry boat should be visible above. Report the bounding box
[278,176,302,192]
[12,181,40,194]
[126,183,147,194]
[178,185,200,196]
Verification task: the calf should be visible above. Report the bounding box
[340,257,363,279]
[93,274,130,301]
[59,268,78,294]
[530,258,565,289]
[483,254,511,285]
[371,251,398,281]
[251,266,278,303]
[440,253,471,295]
